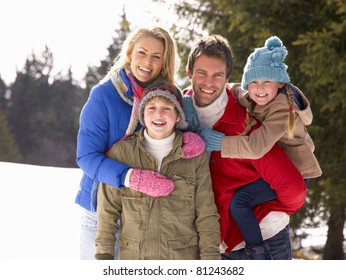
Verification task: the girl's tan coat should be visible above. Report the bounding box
[222,83,322,179]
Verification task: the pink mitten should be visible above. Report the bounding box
[129,169,174,197]
[182,131,206,159]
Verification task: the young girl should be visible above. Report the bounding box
[95,81,220,260]
[200,36,321,259]
[76,27,197,259]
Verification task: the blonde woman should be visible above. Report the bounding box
[76,27,183,259]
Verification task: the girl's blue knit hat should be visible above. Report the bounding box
[241,36,290,90]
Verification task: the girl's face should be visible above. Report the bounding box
[130,36,164,87]
[143,97,180,140]
[247,79,284,106]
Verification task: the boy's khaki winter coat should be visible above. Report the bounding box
[222,83,322,179]
[95,129,220,260]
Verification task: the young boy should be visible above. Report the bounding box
[95,81,220,260]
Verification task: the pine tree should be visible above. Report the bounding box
[7,46,85,167]
[0,77,7,113]
[0,110,22,163]
[7,46,53,160]
[84,9,131,92]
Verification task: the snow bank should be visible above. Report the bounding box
[0,162,83,260]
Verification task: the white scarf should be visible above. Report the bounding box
[144,130,175,172]
[192,85,229,129]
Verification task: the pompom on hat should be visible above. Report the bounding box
[241,36,290,90]
[139,81,188,130]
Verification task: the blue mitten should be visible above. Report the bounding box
[198,127,225,151]
[182,96,199,132]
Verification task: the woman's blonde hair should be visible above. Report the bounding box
[103,27,179,85]
[241,84,295,139]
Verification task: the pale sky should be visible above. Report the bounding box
[0,0,177,85]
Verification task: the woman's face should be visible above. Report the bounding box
[130,36,164,87]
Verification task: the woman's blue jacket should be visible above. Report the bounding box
[75,71,140,211]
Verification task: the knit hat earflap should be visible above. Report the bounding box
[241,36,290,90]
[139,81,188,130]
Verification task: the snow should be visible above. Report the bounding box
[0,161,344,279]
[1,160,331,261]
[0,161,83,260]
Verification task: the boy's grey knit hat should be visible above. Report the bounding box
[139,81,188,130]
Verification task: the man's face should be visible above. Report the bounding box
[187,54,228,107]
